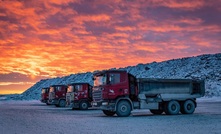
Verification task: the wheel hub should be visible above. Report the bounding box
[171,104,176,111]
[82,103,87,108]
[187,104,192,110]
[121,105,127,112]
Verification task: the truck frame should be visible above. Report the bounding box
[47,85,67,107]
[66,83,93,110]
[92,70,205,117]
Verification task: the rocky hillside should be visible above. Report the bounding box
[7,53,221,100]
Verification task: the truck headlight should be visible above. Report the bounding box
[102,102,108,105]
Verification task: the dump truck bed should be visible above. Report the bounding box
[137,78,205,97]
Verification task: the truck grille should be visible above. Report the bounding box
[66,95,71,104]
[93,90,102,102]
[49,92,55,100]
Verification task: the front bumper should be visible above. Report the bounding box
[92,101,115,111]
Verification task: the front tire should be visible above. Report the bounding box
[180,100,195,114]
[116,100,131,117]
[79,101,89,110]
[103,110,116,116]
[164,100,180,115]
[59,99,66,107]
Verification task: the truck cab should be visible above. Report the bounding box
[41,87,50,105]
[47,85,67,107]
[93,70,137,101]
[92,70,137,115]
[66,83,92,110]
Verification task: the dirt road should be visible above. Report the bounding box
[0,100,220,134]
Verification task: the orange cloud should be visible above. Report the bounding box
[47,0,78,5]
[0,82,35,86]
[168,0,204,9]
[177,18,203,25]
[134,44,163,53]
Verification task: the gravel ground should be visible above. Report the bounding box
[0,99,220,134]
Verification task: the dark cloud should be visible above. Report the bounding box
[85,22,116,35]
[194,7,221,26]
[71,2,112,15]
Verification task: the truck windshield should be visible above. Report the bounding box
[67,86,74,92]
[94,75,107,86]
[49,87,55,92]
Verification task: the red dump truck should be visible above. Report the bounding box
[92,70,205,117]
[47,85,67,107]
[40,87,50,105]
[66,83,93,110]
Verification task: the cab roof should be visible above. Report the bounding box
[93,70,127,76]
[50,85,67,87]
[67,83,92,86]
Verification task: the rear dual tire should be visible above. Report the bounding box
[164,100,180,115]
[180,100,195,114]
[164,100,195,115]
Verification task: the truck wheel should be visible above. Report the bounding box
[164,100,180,115]
[180,100,195,114]
[79,101,88,110]
[116,100,131,117]
[102,110,116,116]
[59,100,66,107]
[150,109,163,115]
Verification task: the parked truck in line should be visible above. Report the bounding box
[47,85,67,107]
[40,87,50,105]
[66,83,93,110]
[92,70,205,117]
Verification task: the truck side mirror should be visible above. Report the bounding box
[109,77,112,83]
[108,75,114,85]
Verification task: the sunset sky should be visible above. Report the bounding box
[0,0,221,94]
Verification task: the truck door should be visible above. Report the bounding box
[107,72,129,99]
